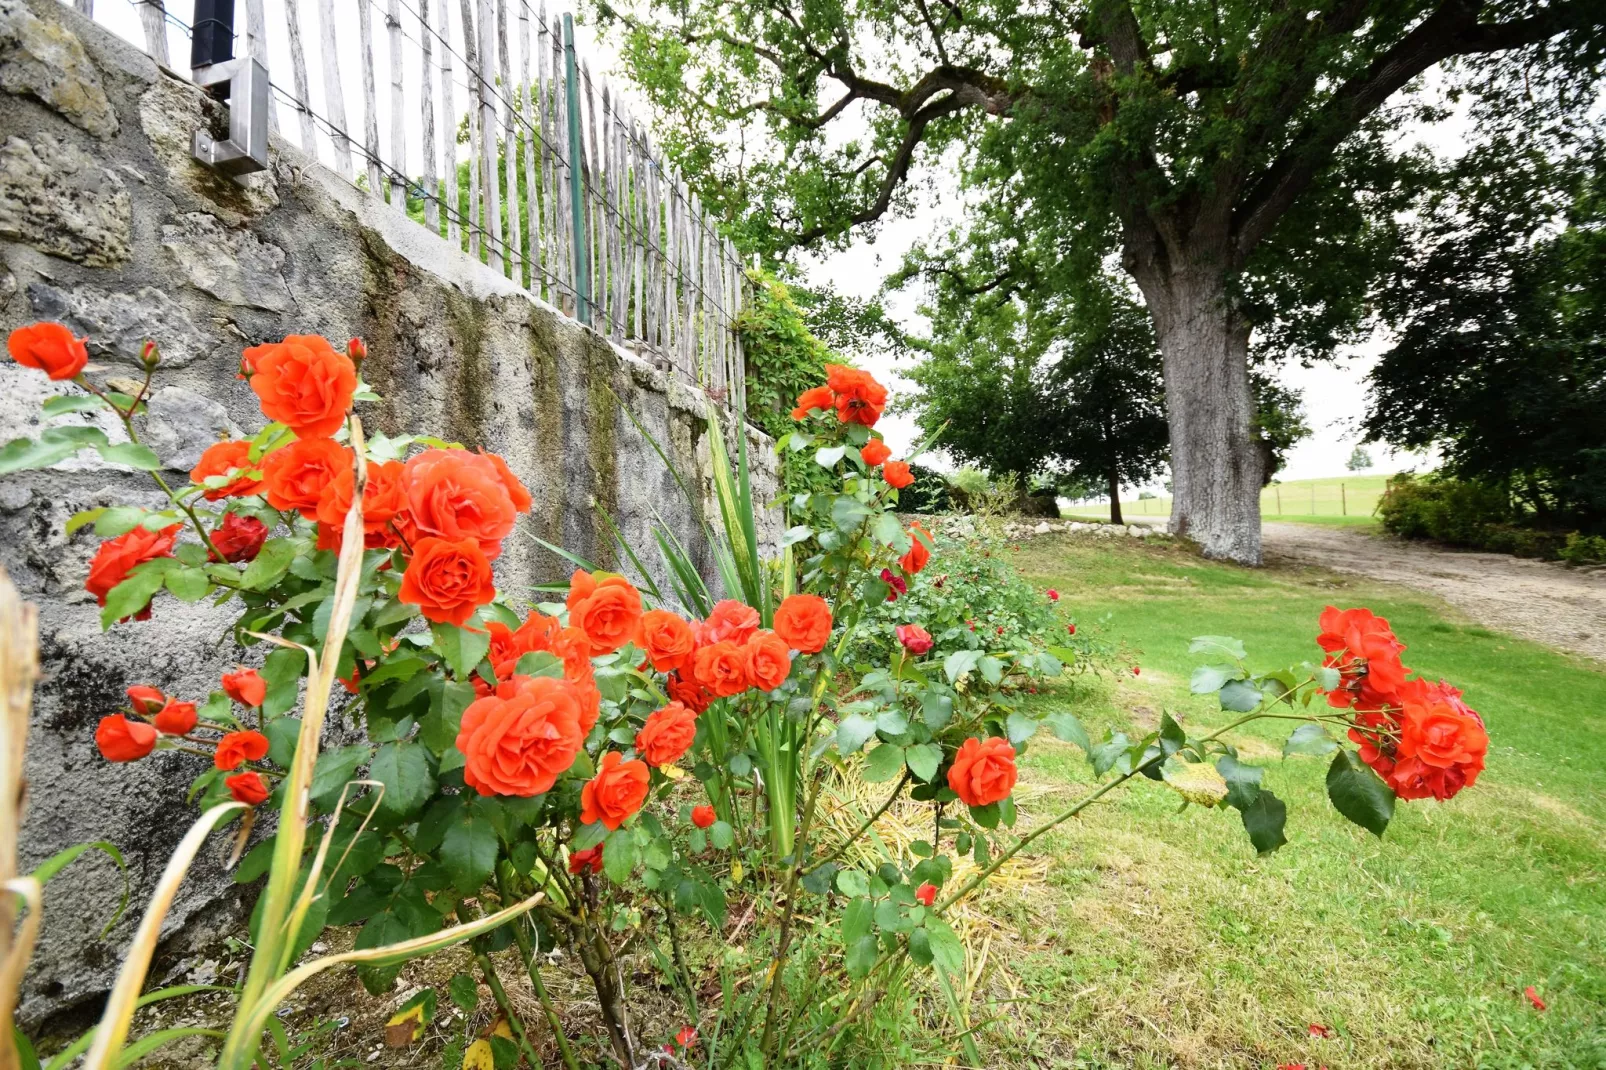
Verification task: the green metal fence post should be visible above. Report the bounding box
[563,13,589,324]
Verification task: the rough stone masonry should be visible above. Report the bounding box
[0,0,776,1026]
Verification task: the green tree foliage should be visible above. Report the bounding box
[1365,143,1606,533]
[1347,447,1374,472]
[598,0,1605,563]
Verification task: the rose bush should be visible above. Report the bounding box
[4,323,1492,1068]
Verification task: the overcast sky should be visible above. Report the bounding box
[86,0,1463,486]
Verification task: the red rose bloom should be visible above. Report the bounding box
[404,448,520,561]
[882,461,914,489]
[398,536,497,626]
[1316,605,1409,708]
[636,609,695,673]
[1385,678,1489,801]
[456,675,586,797]
[914,882,937,907]
[825,364,888,426]
[695,600,761,647]
[96,715,156,761]
[573,576,644,655]
[153,699,197,735]
[666,671,715,714]
[692,640,749,698]
[947,736,1018,807]
[691,804,716,829]
[880,568,907,601]
[634,702,698,767]
[773,594,832,654]
[743,630,792,692]
[261,437,352,517]
[84,524,181,619]
[125,685,165,716]
[899,523,932,575]
[226,771,271,806]
[246,335,357,439]
[222,668,267,707]
[315,459,408,551]
[860,438,891,467]
[568,845,604,874]
[209,512,268,563]
[896,624,933,655]
[190,440,262,499]
[580,751,650,830]
[214,730,270,770]
[791,384,836,420]
[7,322,88,380]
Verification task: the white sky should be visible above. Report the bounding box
[83,1,1465,487]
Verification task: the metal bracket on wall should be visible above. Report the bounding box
[190,58,270,178]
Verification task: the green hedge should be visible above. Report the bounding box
[1378,473,1604,563]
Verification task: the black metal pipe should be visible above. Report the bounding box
[190,0,236,96]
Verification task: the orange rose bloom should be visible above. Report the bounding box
[261,437,352,517]
[1386,678,1488,801]
[125,685,166,716]
[96,715,157,761]
[480,450,533,512]
[791,384,836,420]
[214,729,270,770]
[691,804,716,828]
[634,701,698,767]
[222,668,267,707]
[947,736,1018,807]
[190,440,261,499]
[825,364,888,426]
[572,576,644,655]
[399,536,497,626]
[565,568,596,610]
[695,599,760,647]
[404,448,520,561]
[635,609,694,672]
[692,640,749,697]
[859,438,891,467]
[8,322,88,380]
[487,612,560,679]
[226,771,271,806]
[85,524,181,618]
[315,458,408,550]
[882,460,914,489]
[773,594,832,653]
[153,699,198,735]
[552,626,603,735]
[743,630,793,691]
[666,671,715,714]
[246,335,357,439]
[899,522,932,575]
[456,674,586,796]
[580,751,650,830]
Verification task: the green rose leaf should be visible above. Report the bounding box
[920,692,954,730]
[42,394,109,417]
[1218,679,1264,712]
[862,743,907,783]
[514,651,564,678]
[709,820,735,850]
[844,935,879,979]
[905,742,943,783]
[1239,789,1289,855]
[1283,723,1338,758]
[830,496,872,531]
[1325,749,1395,837]
[95,441,162,470]
[1216,754,1265,811]
[1046,711,1091,752]
[835,868,869,898]
[836,713,877,754]
[602,829,639,884]
[371,741,436,818]
[815,445,846,468]
[1189,664,1233,694]
[99,564,171,629]
[1188,635,1246,660]
[1160,756,1229,807]
[907,925,934,966]
[841,897,874,948]
[440,800,500,893]
[164,567,210,603]
[432,621,490,680]
[240,538,300,591]
[926,917,966,972]
[310,744,372,803]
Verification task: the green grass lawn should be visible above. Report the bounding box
[1065,473,1393,525]
[969,533,1605,1069]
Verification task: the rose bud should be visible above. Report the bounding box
[226,771,271,806]
[691,804,716,829]
[896,624,933,655]
[1067,623,1077,635]
[348,337,368,362]
[914,882,937,907]
[139,339,161,368]
[221,667,267,708]
[125,685,166,716]
[1133,665,1141,676]
[153,699,198,735]
[1047,589,1059,601]
[95,715,157,762]
[209,512,269,564]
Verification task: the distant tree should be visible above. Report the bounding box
[1365,142,1606,532]
[1347,447,1375,472]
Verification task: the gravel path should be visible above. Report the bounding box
[1262,522,1606,663]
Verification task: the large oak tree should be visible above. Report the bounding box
[602,0,1604,563]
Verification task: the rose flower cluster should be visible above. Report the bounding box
[1318,606,1489,800]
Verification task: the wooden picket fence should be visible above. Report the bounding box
[68,0,749,406]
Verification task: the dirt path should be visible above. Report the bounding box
[1262,522,1606,663]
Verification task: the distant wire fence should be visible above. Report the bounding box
[66,0,750,408]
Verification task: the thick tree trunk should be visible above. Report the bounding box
[1108,468,1124,525]
[1129,264,1264,564]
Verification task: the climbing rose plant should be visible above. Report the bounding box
[3,325,1490,1065]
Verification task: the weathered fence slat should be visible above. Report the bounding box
[283,0,318,156]
[419,0,439,233]
[136,0,168,68]
[519,0,540,291]
[437,0,460,244]
[460,0,482,259]
[245,0,278,132]
[497,0,522,281]
[317,0,354,178]
[387,0,407,211]
[477,0,504,273]
[358,0,383,196]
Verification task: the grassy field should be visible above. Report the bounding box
[955,533,1605,1069]
[1065,473,1393,526]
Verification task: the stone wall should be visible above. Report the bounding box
[0,0,775,1026]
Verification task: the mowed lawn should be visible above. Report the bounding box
[969,534,1605,1069]
[1064,474,1392,526]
